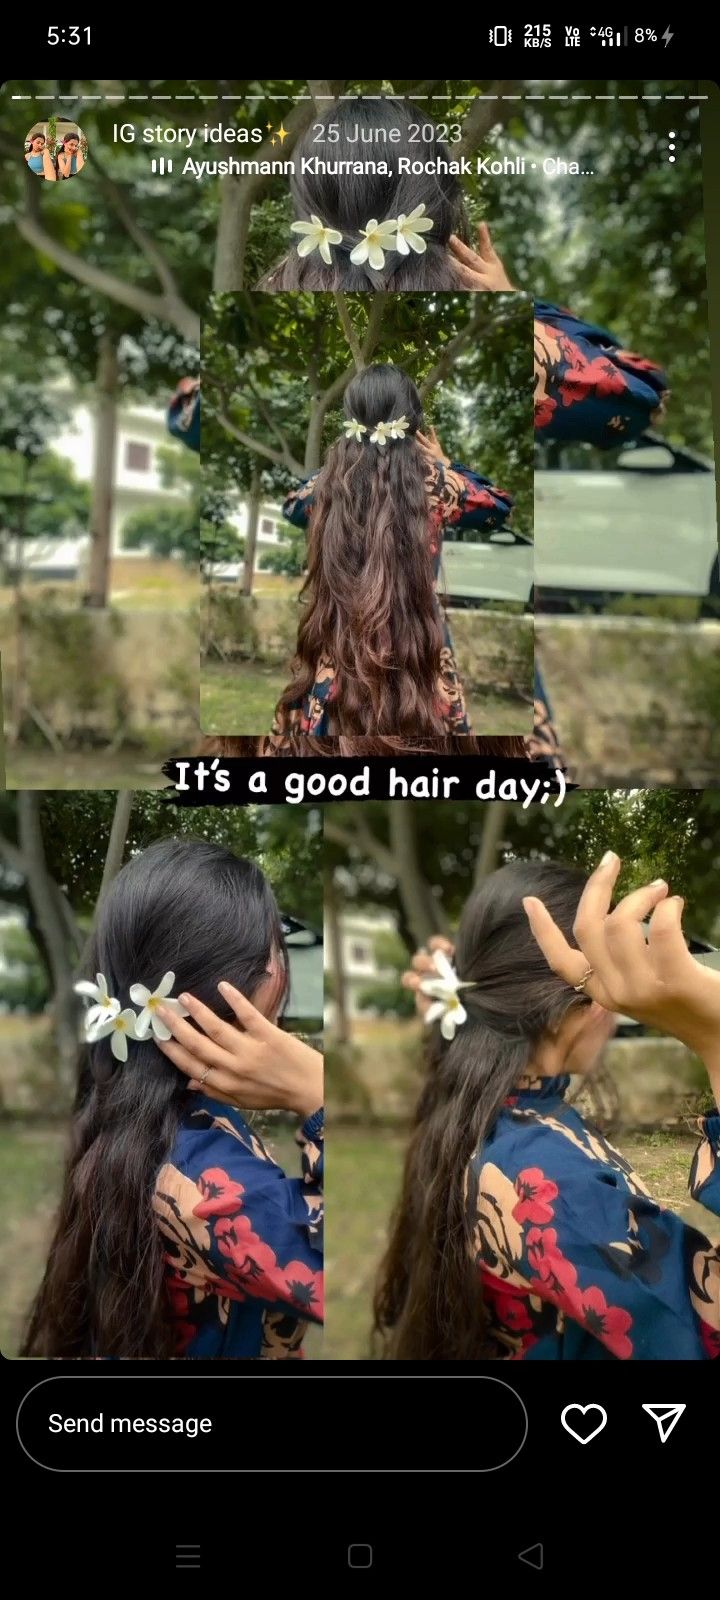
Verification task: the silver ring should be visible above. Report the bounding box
[573,967,594,993]
[198,1067,212,1086]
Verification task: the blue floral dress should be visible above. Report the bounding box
[153,1095,323,1359]
[529,304,669,766]
[469,1075,719,1360]
[271,459,514,741]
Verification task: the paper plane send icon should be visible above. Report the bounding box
[641,1403,686,1443]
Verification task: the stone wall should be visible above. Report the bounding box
[537,616,720,786]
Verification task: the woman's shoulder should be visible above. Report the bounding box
[170,1096,280,1178]
[474,1096,651,1200]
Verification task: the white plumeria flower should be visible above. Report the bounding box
[130,970,190,1042]
[88,1008,140,1064]
[290,214,343,265]
[343,418,367,443]
[419,949,474,1042]
[369,420,392,447]
[387,415,410,440]
[74,972,120,1030]
[395,203,434,256]
[349,217,399,272]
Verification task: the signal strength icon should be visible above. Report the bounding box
[641,1403,686,1443]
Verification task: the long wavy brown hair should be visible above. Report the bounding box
[197,735,530,757]
[277,363,466,739]
[373,861,589,1360]
[22,838,288,1359]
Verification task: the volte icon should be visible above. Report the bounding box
[641,1403,686,1443]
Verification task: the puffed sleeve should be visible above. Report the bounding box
[155,1107,324,1324]
[283,473,319,528]
[534,301,668,448]
[472,1124,719,1360]
[441,463,514,532]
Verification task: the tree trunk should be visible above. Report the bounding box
[242,473,261,597]
[98,790,135,904]
[213,177,250,291]
[474,802,508,887]
[85,332,120,609]
[325,875,350,1045]
[17,792,77,1098]
[389,802,450,947]
[9,458,28,744]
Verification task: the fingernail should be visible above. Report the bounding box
[600,851,617,867]
[179,993,190,1006]
[651,878,667,888]
[218,981,232,995]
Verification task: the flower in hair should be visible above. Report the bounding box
[87,1007,140,1063]
[350,217,399,272]
[395,203,434,256]
[130,970,190,1042]
[290,214,343,265]
[419,949,474,1041]
[74,972,120,1029]
[369,416,410,447]
[344,418,367,443]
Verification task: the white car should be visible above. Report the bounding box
[438,524,534,607]
[535,436,718,608]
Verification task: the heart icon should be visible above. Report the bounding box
[560,1404,608,1445]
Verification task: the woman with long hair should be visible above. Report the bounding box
[256,98,508,294]
[270,362,515,743]
[23,837,323,1360]
[375,851,719,1360]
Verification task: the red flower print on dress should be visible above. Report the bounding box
[481,1270,533,1333]
[215,1213,283,1300]
[577,1285,633,1360]
[282,1261,325,1318]
[614,350,661,374]
[534,395,557,430]
[194,1167,245,1217]
[698,1320,720,1360]
[513,1167,559,1225]
[559,351,628,407]
[526,1227,578,1294]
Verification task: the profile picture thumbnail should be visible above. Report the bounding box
[24,118,88,182]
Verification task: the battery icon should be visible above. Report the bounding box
[489,25,512,44]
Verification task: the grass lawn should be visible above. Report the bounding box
[0,559,199,613]
[325,1126,720,1361]
[6,747,172,790]
[0,1118,321,1360]
[201,663,286,735]
[200,669,532,738]
[467,690,532,737]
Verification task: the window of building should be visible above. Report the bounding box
[350,942,371,964]
[125,440,151,472]
[260,517,276,535]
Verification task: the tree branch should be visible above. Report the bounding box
[457,81,522,160]
[333,293,364,369]
[90,153,184,303]
[215,406,304,477]
[418,301,494,399]
[15,213,201,343]
[324,817,397,879]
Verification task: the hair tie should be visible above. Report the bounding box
[419,949,474,1041]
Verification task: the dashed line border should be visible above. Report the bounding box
[9,92,710,103]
